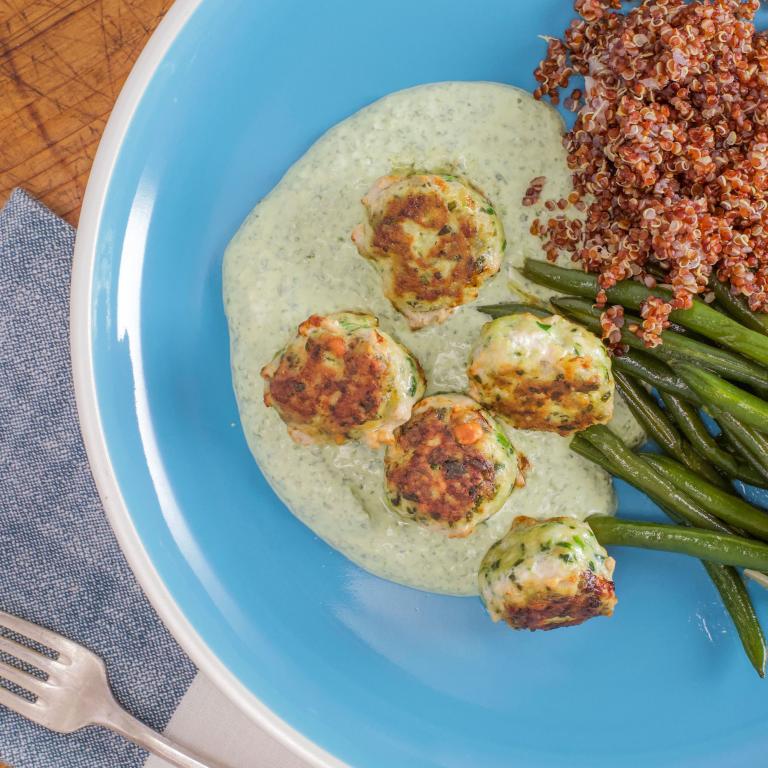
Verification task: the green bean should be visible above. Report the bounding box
[571,434,684,516]
[574,438,766,676]
[573,434,766,676]
[611,350,700,404]
[588,515,768,572]
[522,258,768,367]
[477,302,552,319]
[614,372,726,487]
[666,320,698,337]
[614,372,681,453]
[635,451,767,674]
[678,443,731,489]
[710,276,768,335]
[576,433,739,535]
[552,297,768,398]
[642,454,768,540]
[580,425,730,532]
[571,433,622,473]
[570,437,718,527]
[712,409,768,484]
[570,436,710,528]
[701,562,767,677]
[659,391,768,487]
[675,364,768,435]
[519,259,599,297]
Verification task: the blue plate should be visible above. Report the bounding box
[71,2,768,766]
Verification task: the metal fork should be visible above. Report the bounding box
[0,609,226,768]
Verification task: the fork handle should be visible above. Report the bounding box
[96,702,229,768]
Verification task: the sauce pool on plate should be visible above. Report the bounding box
[223,81,642,596]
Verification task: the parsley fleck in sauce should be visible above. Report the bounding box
[223,82,642,596]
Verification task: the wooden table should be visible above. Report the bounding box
[1,0,169,753]
[1,0,174,225]
[2,5,175,765]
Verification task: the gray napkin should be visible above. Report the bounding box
[0,189,196,767]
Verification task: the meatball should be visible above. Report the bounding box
[261,311,426,447]
[351,172,505,329]
[468,313,614,435]
[384,394,521,538]
[479,516,617,631]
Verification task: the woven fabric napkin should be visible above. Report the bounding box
[0,188,196,768]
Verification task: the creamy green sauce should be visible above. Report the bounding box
[223,82,643,595]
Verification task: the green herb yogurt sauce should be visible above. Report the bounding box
[223,81,643,595]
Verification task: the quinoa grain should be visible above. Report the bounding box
[531,0,768,346]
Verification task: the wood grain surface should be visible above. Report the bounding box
[0,0,175,225]
[0,5,171,764]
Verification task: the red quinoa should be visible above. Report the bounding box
[600,304,628,352]
[522,176,547,206]
[532,0,768,346]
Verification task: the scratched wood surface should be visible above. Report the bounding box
[0,5,171,764]
[0,0,175,225]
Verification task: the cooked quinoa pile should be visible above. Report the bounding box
[531,0,768,347]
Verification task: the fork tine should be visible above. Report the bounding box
[0,610,77,656]
[0,683,42,720]
[0,635,57,674]
[0,661,46,697]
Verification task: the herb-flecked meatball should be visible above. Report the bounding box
[261,312,425,447]
[352,172,505,329]
[479,516,617,631]
[384,394,521,538]
[468,313,614,435]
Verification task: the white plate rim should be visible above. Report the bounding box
[69,2,346,765]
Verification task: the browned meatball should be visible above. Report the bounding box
[479,516,617,631]
[261,312,425,447]
[468,313,614,435]
[384,394,521,537]
[352,172,505,329]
